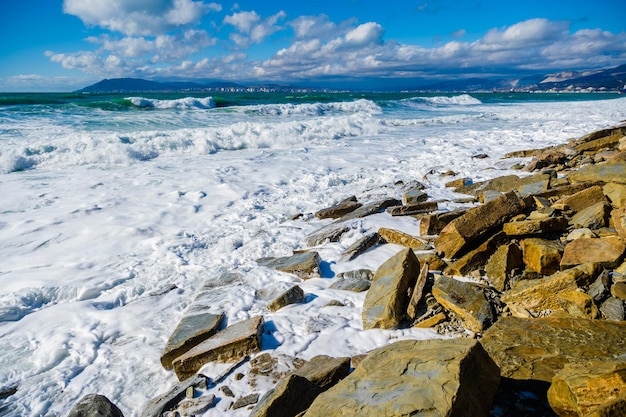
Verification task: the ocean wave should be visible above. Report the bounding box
[125,96,216,110]
[395,94,482,110]
[241,99,382,116]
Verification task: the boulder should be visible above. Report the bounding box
[329,276,370,292]
[402,189,428,205]
[419,209,466,236]
[481,316,626,382]
[336,198,401,222]
[455,173,551,197]
[172,316,264,381]
[570,201,611,230]
[257,251,321,279]
[160,312,224,370]
[68,394,125,417]
[303,338,500,417]
[377,227,429,250]
[444,232,509,276]
[485,243,523,291]
[294,355,351,390]
[604,182,626,208]
[386,201,438,216]
[612,208,626,240]
[250,374,322,417]
[406,262,429,320]
[445,177,472,188]
[551,185,607,212]
[611,282,626,301]
[315,196,362,219]
[588,270,612,302]
[503,216,568,236]
[567,161,626,184]
[573,130,625,153]
[601,297,626,321]
[267,286,305,312]
[434,191,526,259]
[556,290,600,319]
[305,223,352,247]
[521,238,564,275]
[141,375,208,417]
[584,397,626,417]
[560,237,625,270]
[362,248,420,330]
[534,181,601,201]
[432,275,494,333]
[501,263,599,315]
[548,359,626,417]
[341,233,384,261]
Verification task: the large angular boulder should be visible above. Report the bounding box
[567,161,626,184]
[612,208,626,240]
[435,191,526,259]
[68,394,125,417]
[419,209,466,236]
[362,248,420,330]
[444,232,509,276]
[485,243,523,291]
[501,263,598,315]
[250,374,322,417]
[560,237,625,270]
[160,312,224,370]
[377,227,429,250]
[455,173,551,196]
[521,238,564,275]
[257,251,321,279]
[481,316,626,382]
[432,275,494,333]
[303,338,500,417]
[551,185,607,212]
[502,216,568,236]
[547,359,626,417]
[570,201,611,230]
[386,201,438,216]
[315,196,362,219]
[267,285,305,312]
[604,182,626,208]
[172,316,264,381]
[294,355,351,390]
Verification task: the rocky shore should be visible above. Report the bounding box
[68,122,626,417]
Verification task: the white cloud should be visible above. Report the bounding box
[223,10,286,48]
[344,22,384,47]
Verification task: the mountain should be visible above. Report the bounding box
[76,78,240,93]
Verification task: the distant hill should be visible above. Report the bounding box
[76,78,241,93]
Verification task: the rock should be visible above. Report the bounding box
[419,208,466,236]
[556,290,600,319]
[611,281,626,300]
[552,185,607,212]
[520,238,564,275]
[547,359,626,417]
[305,223,352,247]
[501,263,599,315]
[248,353,306,388]
[568,161,626,184]
[232,393,259,409]
[172,316,264,381]
[141,375,208,417]
[175,394,216,416]
[455,173,551,197]
[250,374,321,417]
[432,275,494,333]
[601,297,626,321]
[516,179,551,197]
[573,130,625,153]
[385,201,438,216]
[362,248,420,330]
[570,201,611,230]
[406,262,429,320]
[566,227,597,241]
[336,198,401,222]
[340,233,384,261]
[485,243,523,291]
[160,312,224,370]
[302,338,500,417]
[481,316,626,382]
[444,231,509,276]
[604,182,626,208]
[584,397,626,417]
[533,181,602,201]
[329,276,371,292]
[416,252,447,271]
[502,216,568,236]
[434,191,526,259]
[294,355,351,390]
[560,237,625,270]
[314,196,362,219]
[413,312,447,328]
[336,269,372,281]
[588,270,612,302]
[377,227,429,249]
[612,208,626,240]
[445,177,471,188]
[267,286,305,312]
[257,251,321,279]
[68,394,125,417]
[402,189,428,205]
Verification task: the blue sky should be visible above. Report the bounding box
[1,0,625,91]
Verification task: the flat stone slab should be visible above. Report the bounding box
[502,216,568,236]
[257,251,321,279]
[160,312,224,370]
[303,338,500,417]
[386,201,438,216]
[294,355,351,390]
[560,237,625,269]
[568,161,626,184]
[172,316,264,381]
[432,275,494,333]
[267,285,305,312]
[315,196,362,220]
[377,227,429,249]
[481,316,626,382]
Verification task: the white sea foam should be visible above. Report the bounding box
[241,98,383,116]
[0,96,625,416]
[126,96,216,109]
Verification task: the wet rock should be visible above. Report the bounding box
[501,263,598,315]
[560,237,625,270]
[141,375,208,417]
[444,231,509,276]
[257,251,321,279]
[520,238,564,275]
[552,185,607,212]
[434,191,526,259]
[172,316,264,381]
[329,276,370,292]
[568,161,626,184]
[402,189,428,205]
[385,201,438,216]
[294,355,351,390]
[485,243,523,291]
[432,275,494,333]
[481,316,626,382]
[267,285,305,312]
[548,359,626,417]
[570,201,611,229]
[250,374,321,417]
[248,353,306,388]
[362,248,420,330]
[314,196,362,220]
[68,394,125,417]
[160,312,224,370]
[377,227,429,249]
[302,338,500,417]
[503,216,568,236]
[340,233,384,261]
[600,297,626,321]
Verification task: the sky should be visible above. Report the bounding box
[0,0,625,91]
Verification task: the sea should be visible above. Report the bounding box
[0,91,624,416]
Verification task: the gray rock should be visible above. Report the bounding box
[329,277,370,292]
[600,297,625,321]
[303,338,500,417]
[340,233,384,261]
[334,198,401,222]
[432,275,494,333]
[267,286,305,312]
[68,394,124,417]
[385,201,438,216]
[314,196,362,220]
[305,223,352,247]
[570,201,611,229]
[140,375,208,417]
[232,393,259,410]
[257,251,321,279]
[588,270,612,302]
[293,355,351,390]
[336,269,373,281]
[402,189,428,205]
[250,375,321,417]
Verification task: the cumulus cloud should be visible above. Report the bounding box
[223,10,286,47]
[63,0,220,36]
